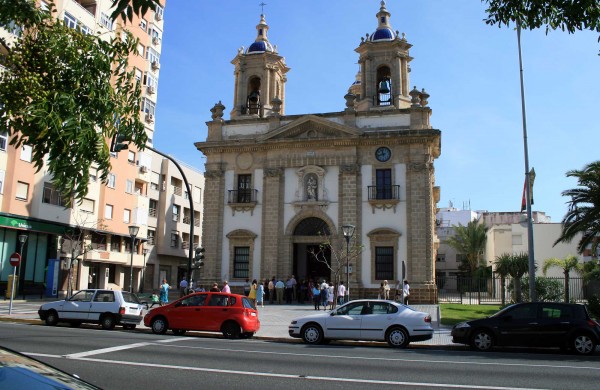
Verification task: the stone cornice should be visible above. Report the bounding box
[197,130,440,155]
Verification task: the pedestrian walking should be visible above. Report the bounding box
[337,281,346,305]
[256,282,265,308]
[243,278,251,297]
[275,278,285,304]
[221,280,231,293]
[159,279,171,306]
[268,277,275,304]
[179,277,188,297]
[249,279,258,307]
[320,283,329,310]
[312,284,321,310]
[285,276,294,304]
[328,284,335,310]
[378,282,384,299]
[210,282,220,292]
[403,280,410,305]
[383,280,391,300]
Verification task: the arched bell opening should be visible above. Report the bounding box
[375,66,392,106]
[245,76,262,115]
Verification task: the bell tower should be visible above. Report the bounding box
[354,1,412,111]
[230,14,290,119]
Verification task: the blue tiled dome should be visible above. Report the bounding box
[369,27,396,42]
[246,40,274,54]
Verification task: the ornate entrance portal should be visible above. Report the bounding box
[292,217,332,283]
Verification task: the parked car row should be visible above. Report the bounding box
[38,289,260,339]
[38,291,600,355]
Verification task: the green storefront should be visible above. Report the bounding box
[0,213,65,292]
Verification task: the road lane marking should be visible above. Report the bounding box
[165,344,600,371]
[63,338,187,359]
[23,354,549,390]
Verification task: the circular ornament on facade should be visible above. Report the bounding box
[375,147,391,162]
[236,152,253,170]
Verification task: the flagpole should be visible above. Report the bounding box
[517,21,537,302]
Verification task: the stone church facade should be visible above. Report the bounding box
[196,2,441,303]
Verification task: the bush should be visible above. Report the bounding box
[509,277,563,302]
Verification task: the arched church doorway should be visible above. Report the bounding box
[292,217,332,284]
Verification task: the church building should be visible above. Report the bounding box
[195,1,441,303]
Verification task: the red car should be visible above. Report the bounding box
[143,292,260,338]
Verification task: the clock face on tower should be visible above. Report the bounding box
[375,147,391,162]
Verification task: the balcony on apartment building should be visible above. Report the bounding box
[367,185,401,213]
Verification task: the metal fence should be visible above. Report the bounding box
[436,275,596,305]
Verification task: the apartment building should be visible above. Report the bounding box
[0,0,203,297]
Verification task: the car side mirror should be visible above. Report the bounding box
[330,312,335,317]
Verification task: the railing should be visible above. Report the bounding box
[148,208,157,217]
[373,94,394,107]
[228,189,258,204]
[436,275,591,304]
[181,241,190,250]
[172,186,182,196]
[183,216,191,224]
[367,185,400,200]
[194,219,200,227]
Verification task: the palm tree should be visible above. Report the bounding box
[493,252,530,303]
[554,161,600,254]
[445,221,488,275]
[493,253,512,305]
[542,255,583,302]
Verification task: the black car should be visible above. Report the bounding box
[451,302,600,355]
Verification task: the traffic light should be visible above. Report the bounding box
[193,246,205,269]
[110,133,129,153]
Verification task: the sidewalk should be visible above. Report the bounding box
[0,299,454,347]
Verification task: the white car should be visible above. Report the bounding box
[289,299,434,347]
[38,289,144,330]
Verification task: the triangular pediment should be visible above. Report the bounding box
[258,115,361,142]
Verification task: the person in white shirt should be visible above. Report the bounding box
[403,280,410,304]
[337,281,346,305]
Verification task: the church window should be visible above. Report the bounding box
[375,169,392,199]
[237,174,252,203]
[375,246,394,280]
[233,247,250,278]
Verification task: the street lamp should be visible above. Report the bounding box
[341,225,355,302]
[128,225,139,293]
[141,246,149,293]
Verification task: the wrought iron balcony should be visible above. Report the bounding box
[227,189,259,216]
[368,185,400,200]
[228,189,258,204]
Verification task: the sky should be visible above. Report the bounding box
[153,0,600,223]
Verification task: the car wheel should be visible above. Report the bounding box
[240,332,254,339]
[100,314,116,330]
[45,311,59,326]
[386,326,409,348]
[572,333,596,355]
[301,323,323,345]
[123,324,136,330]
[222,321,241,339]
[172,329,186,336]
[470,329,494,351]
[151,317,168,335]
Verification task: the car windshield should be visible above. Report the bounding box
[122,292,141,304]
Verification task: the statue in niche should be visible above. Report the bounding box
[306,175,317,201]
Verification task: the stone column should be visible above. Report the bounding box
[405,159,436,303]
[202,166,225,283]
[261,167,284,279]
[339,163,361,288]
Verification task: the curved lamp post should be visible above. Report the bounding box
[341,225,355,302]
[128,225,139,293]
